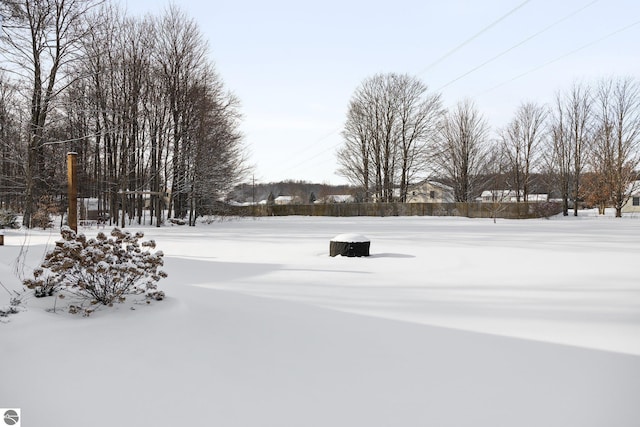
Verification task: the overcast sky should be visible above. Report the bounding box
[125,0,640,185]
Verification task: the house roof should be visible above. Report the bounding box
[481,190,517,198]
[480,190,548,201]
[274,196,293,202]
[412,180,454,191]
[325,195,354,202]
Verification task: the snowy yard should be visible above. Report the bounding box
[1,213,640,426]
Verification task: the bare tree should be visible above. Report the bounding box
[549,94,571,216]
[337,96,372,200]
[592,76,640,217]
[338,73,442,202]
[500,102,547,202]
[396,76,443,202]
[338,74,397,202]
[0,72,23,210]
[568,83,593,216]
[0,0,102,227]
[368,74,397,202]
[155,4,208,219]
[581,172,610,215]
[188,69,247,225]
[0,1,246,227]
[141,17,171,227]
[66,4,153,227]
[484,142,511,223]
[74,3,125,223]
[434,99,490,202]
[549,83,593,216]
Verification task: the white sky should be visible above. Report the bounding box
[124,0,640,184]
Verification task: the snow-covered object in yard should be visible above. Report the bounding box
[330,233,370,257]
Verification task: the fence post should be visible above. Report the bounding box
[67,152,78,233]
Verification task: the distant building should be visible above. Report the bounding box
[317,194,355,203]
[477,190,548,203]
[526,194,549,202]
[274,195,295,205]
[406,181,454,203]
[621,181,640,214]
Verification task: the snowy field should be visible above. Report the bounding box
[1,212,640,426]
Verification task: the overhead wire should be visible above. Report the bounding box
[283,3,639,181]
[417,0,533,76]
[280,2,535,179]
[477,18,640,96]
[277,128,343,178]
[285,127,341,161]
[279,0,626,180]
[436,0,600,92]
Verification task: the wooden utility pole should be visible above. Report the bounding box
[67,152,78,233]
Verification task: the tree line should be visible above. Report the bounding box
[338,73,640,217]
[0,0,247,227]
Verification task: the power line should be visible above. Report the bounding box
[286,16,640,180]
[260,121,342,179]
[477,18,640,96]
[286,126,340,160]
[282,2,536,178]
[283,6,639,182]
[437,0,600,92]
[282,132,344,175]
[417,0,533,76]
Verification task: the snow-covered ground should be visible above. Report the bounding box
[1,212,640,426]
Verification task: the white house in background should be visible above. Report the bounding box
[274,195,295,205]
[318,194,355,203]
[478,190,514,203]
[406,181,454,203]
[621,181,640,214]
[477,190,548,203]
[526,194,549,202]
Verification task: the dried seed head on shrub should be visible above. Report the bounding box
[24,227,167,308]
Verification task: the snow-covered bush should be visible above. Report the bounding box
[0,297,23,319]
[0,209,19,229]
[30,197,59,229]
[30,209,53,229]
[24,227,167,307]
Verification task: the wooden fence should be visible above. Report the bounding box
[225,202,563,219]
